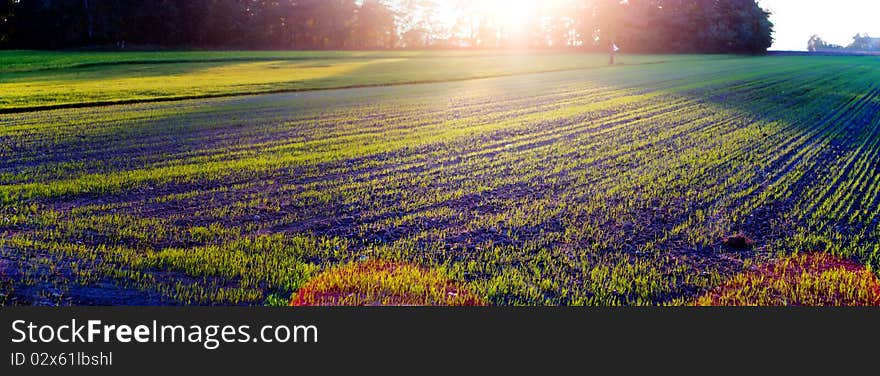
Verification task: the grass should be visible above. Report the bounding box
[1,52,880,305]
[695,253,880,306]
[0,50,715,111]
[290,260,484,306]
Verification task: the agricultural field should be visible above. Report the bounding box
[1,53,880,306]
[0,50,705,112]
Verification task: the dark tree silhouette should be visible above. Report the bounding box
[0,0,773,53]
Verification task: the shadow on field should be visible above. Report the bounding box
[581,56,880,255]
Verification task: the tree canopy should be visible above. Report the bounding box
[0,0,773,53]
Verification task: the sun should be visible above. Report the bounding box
[433,0,542,29]
[484,0,535,28]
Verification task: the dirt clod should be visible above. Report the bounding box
[723,233,755,249]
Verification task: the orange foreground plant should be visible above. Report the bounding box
[290,260,485,306]
[696,253,880,306]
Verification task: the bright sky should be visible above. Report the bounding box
[757,0,880,51]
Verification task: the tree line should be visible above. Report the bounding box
[0,0,773,53]
[808,33,880,52]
